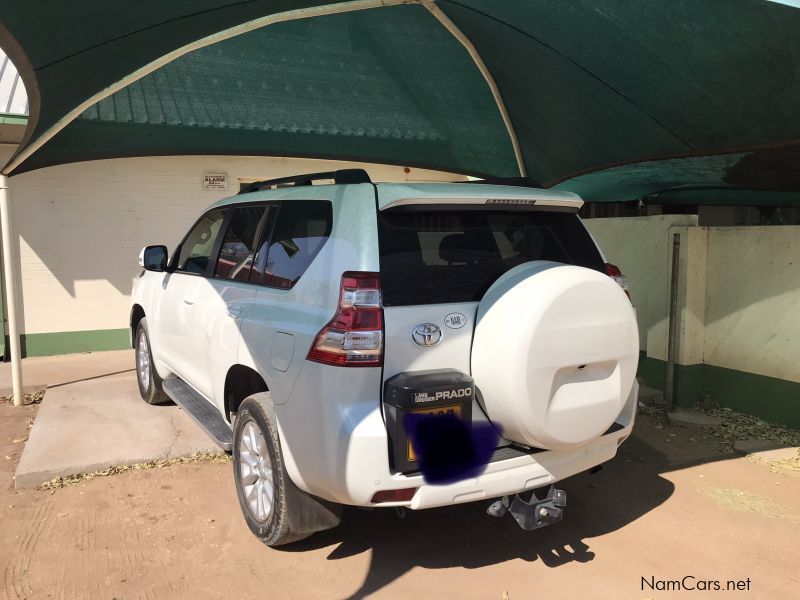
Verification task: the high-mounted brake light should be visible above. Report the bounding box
[306,272,384,367]
[605,263,631,301]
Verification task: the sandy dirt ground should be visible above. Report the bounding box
[1,402,798,600]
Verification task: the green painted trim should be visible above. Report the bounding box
[638,352,666,391]
[701,364,800,429]
[20,328,130,357]
[637,351,800,428]
[0,114,28,126]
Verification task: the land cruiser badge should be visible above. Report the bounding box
[444,312,467,329]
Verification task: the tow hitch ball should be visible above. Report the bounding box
[487,487,567,530]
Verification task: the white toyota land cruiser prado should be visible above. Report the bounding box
[131,169,639,546]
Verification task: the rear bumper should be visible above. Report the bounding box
[278,362,637,509]
[403,421,629,509]
[391,380,637,510]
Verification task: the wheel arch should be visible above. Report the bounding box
[224,364,269,423]
[130,304,146,348]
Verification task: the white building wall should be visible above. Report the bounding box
[704,225,800,383]
[587,215,800,385]
[584,214,698,352]
[6,155,464,337]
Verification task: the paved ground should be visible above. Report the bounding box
[4,351,218,488]
[1,394,798,598]
[0,350,135,395]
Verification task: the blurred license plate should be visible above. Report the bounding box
[407,404,463,462]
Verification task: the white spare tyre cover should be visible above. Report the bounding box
[472,261,639,450]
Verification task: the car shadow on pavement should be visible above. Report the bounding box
[284,433,677,599]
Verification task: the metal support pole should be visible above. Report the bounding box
[0,175,23,406]
[664,232,681,413]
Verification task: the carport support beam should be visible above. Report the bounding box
[0,175,23,406]
[423,1,527,177]
[664,232,681,413]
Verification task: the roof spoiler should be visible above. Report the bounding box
[462,176,543,188]
[239,169,371,194]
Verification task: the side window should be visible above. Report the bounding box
[214,205,271,281]
[250,201,333,289]
[177,209,226,275]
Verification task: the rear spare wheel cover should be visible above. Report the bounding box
[471,261,639,450]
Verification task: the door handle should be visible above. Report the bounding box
[227,305,243,318]
[183,293,195,305]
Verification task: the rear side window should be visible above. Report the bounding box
[378,210,604,306]
[177,209,226,275]
[214,205,272,281]
[250,200,333,289]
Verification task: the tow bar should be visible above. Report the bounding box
[487,486,567,530]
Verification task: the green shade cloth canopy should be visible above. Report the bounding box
[1,0,799,201]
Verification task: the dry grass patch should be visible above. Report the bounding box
[0,388,45,405]
[37,451,231,491]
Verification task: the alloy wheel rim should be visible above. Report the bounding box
[136,332,151,389]
[238,420,274,521]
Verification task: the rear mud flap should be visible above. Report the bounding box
[487,486,566,530]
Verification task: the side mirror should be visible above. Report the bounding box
[139,245,168,272]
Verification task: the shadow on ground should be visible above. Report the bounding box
[284,430,705,599]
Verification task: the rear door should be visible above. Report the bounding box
[376,193,606,431]
[239,197,335,407]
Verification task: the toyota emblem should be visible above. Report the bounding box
[412,323,443,347]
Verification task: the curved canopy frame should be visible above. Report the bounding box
[1,0,799,200]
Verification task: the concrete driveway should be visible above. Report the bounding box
[4,350,219,488]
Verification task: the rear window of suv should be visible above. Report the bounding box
[378,209,605,306]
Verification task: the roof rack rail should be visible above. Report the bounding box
[239,169,372,194]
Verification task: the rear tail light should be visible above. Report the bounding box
[306,272,383,367]
[605,263,631,301]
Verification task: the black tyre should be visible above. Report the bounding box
[233,392,341,547]
[134,318,169,405]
